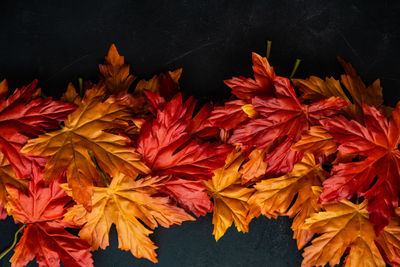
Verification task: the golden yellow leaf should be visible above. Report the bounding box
[241,104,258,119]
[248,154,326,249]
[204,151,255,241]
[99,44,136,94]
[62,173,193,263]
[291,126,337,156]
[302,200,385,267]
[240,148,267,184]
[21,87,150,209]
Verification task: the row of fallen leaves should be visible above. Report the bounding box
[0,44,399,267]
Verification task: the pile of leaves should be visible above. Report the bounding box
[0,44,399,267]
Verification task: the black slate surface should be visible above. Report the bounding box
[0,1,399,266]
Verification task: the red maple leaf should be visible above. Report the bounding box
[207,53,276,131]
[224,52,276,100]
[137,92,231,180]
[320,104,400,234]
[0,79,76,178]
[137,92,231,215]
[5,162,93,267]
[159,177,213,217]
[230,77,346,175]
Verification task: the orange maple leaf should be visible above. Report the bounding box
[301,200,386,267]
[248,153,327,249]
[22,86,149,209]
[62,173,193,263]
[204,150,255,241]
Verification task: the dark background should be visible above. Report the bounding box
[0,0,399,266]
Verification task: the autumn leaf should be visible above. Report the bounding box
[137,92,231,181]
[22,85,150,209]
[5,162,93,267]
[62,173,194,263]
[204,150,255,241]
[0,79,76,178]
[159,177,213,217]
[291,126,337,157]
[0,153,27,208]
[301,200,385,267]
[320,103,400,234]
[61,82,82,105]
[239,148,268,185]
[207,100,250,131]
[99,44,136,94]
[248,153,327,249]
[376,214,400,266]
[292,57,390,121]
[135,69,182,100]
[230,76,346,175]
[224,52,276,100]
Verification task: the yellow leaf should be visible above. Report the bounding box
[62,173,193,263]
[204,151,255,241]
[291,126,337,156]
[302,200,385,267]
[248,154,326,249]
[22,87,150,209]
[241,104,258,119]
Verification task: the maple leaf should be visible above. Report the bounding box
[22,86,150,209]
[291,126,337,157]
[61,82,82,105]
[137,92,229,216]
[5,162,93,267]
[62,173,194,263]
[248,153,327,249]
[224,52,276,100]
[207,100,250,131]
[204,151,255,241]
[0,153,27,209]
[301,200,385,267]
[239,148,268,185]
[320,103,400,234]
[137,92,231,181]
[292,57,391,121]
[0,79,76,178]
[99,44,136,94]
[376,213,400,266]
[135,69,182,100]
[230,76,346,175]
[159,177,213,217]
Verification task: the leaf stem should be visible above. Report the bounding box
[78,77,83,97]
[87,150,110,187]
[289,59,302,78]
[0,223,26,260]
[266,40,272,59]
